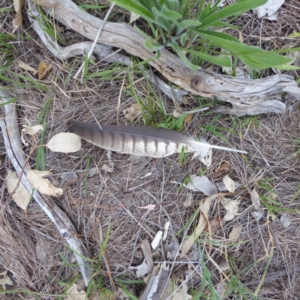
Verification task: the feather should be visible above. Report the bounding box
[67,120,247,157]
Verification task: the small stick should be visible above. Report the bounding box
[74,3,115,80]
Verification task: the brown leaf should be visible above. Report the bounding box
[181,195,217,256]
[0,270,13,290]
[213,162,231,178]
[223,175,235,192]
[66,283,86,300]
[26,170,63,196]
[221,197,240,221]
[12,0,24,33]
[6,170,31,211]
[123,103,141,121]
[18,60,38,74]
[38,61,52,80]
[184,114,193,130]
[228,225,243,242]
[204,218,221,234]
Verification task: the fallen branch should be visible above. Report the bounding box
[27,0,188,103]
[34,0,299,116]
[0,90,92,286]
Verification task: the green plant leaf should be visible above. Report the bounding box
[161,4,182,20]
[180,32,188,46]
[152,7,171,31]
[170,41,199,70]
[288,31,300,38]
[186,49,232,67]
[110,0,154,22]
[200,0,268,29]
[196,30,293,69]
[145,37,164,51]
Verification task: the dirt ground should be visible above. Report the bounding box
[1,0,300,299]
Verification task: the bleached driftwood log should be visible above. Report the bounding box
[0,91,92,286]
[34,0,299,116]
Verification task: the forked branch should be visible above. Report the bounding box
[34,0,299,116]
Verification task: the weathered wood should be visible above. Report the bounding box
[27,0,188,103]
[35,0,299,116]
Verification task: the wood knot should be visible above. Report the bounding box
[190,76,204,92]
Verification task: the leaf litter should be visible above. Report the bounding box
[184,174,217,195]
[46,132,82,153]
[26,170,63,196]
[4,1,300,298]
[6,170,31,211]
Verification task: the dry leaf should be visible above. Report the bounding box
[163,221,170,241]
[173,109,183,118]
[251,188,261,209]
[252,209,265,221]
[26,170,63,196]
[46,132,82,153]
[213,162,231,178]
[184,175,217,196]
[101,163,114,173]
[151,230,163,249]
[265,211,277,226]
[66,283,86,300]
[204,218,221,234]
[280,214,291,228]
[254,0,284,20]
[18,61,38,74]
[12,0,24,33]
[21,124,44,146]
[38,61,52,80]
[6,170,31,211]
[161,280,192,300]
[221,198,240,221]
[129,11,140,23]
[32,170,52,177]
[22,124,43,135]
[217,181,241,192]
[183,194,193,207]
[0,270,13,290]
[184,114,193,130]
[223,175,235,192]
[181,195,216,256]
[123,103,141,121]
[129,259,149,278]
[228,225,243,243]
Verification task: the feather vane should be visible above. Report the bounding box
[67,120,247,157]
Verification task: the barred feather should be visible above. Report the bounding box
[67,120,247,157]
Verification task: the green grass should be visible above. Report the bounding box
[35,98,52,171]
[258,178,300,213]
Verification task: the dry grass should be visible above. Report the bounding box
[1,0,300,299]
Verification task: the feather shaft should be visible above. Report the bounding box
[67,120,247,157]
